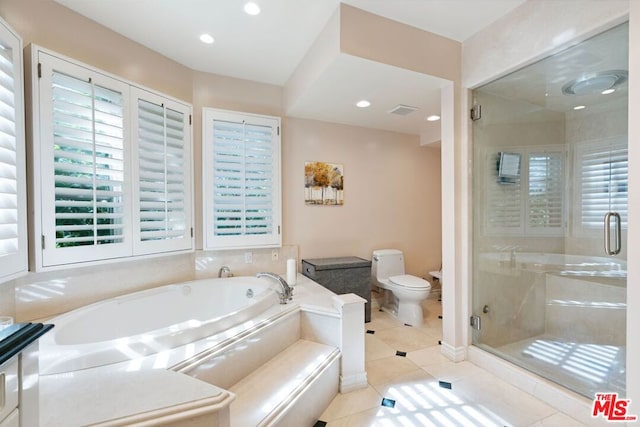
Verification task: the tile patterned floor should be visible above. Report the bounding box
[319,293,586,426]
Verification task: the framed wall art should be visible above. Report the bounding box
[304,161,344,205]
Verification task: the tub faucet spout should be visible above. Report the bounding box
[218,266,233,278]
[256,272,292,304]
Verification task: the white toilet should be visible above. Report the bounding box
[371,249,431,326]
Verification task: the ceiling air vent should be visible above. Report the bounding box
[388,104,418,116]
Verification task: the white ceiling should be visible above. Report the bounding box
[54,0,527,138]
[286,53,447,139]
[477,22,628,114]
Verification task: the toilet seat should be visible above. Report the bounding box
[389,274,431,290]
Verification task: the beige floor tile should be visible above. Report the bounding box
[407,345,450,367]
[529,412,587,427]
[327,405,449,427]
[324,407,382,427]
[374,325,440,352]
[371,368,437,399]
[415,319,443,340]
[329,388,510,427]
[422,300,443,318]
[320,386,382,421]
[324,289,585,426]
[420,360,489,383]
[453,372,557,426]
[365,333,396,362]
[366,310,403,332]
[365,355,420,386]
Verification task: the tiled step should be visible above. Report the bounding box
[230,339,340,427]
[176,308,301,390]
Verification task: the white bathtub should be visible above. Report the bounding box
[39,276,280,375]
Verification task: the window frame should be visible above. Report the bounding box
[0,18,28,282]
[202,108,282,250]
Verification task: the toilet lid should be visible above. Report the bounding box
[389,274,431,289]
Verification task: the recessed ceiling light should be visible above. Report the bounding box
[601,88,616,95]
[244,2,261,15]
[426,115,441,122]
[573,105,586,110]
[199,33,215,44]
[356,100,371,108]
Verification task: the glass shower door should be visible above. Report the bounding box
[471,23,628,398]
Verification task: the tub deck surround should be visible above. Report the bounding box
[39,364,233,427]
[38,275,365,426]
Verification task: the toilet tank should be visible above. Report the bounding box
[372,249,406,281]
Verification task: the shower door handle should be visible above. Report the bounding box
[604,212,622,256]
[613,212,622,255]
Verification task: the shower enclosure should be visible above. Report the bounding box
[471,23,628,398]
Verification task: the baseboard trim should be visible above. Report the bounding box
[340,372,368,393]
[440,342,466,362]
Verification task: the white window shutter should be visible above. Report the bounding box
[0,19,27,280]
[576,140,628,231]
[484,149,523,234]
[527,150,564,234]
[37,52,131,267]
[132,88,192,254]
[30,47,193,270]
[203,109,281,250]
[483,147,565,237]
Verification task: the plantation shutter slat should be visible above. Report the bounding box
[50,70,126,248]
